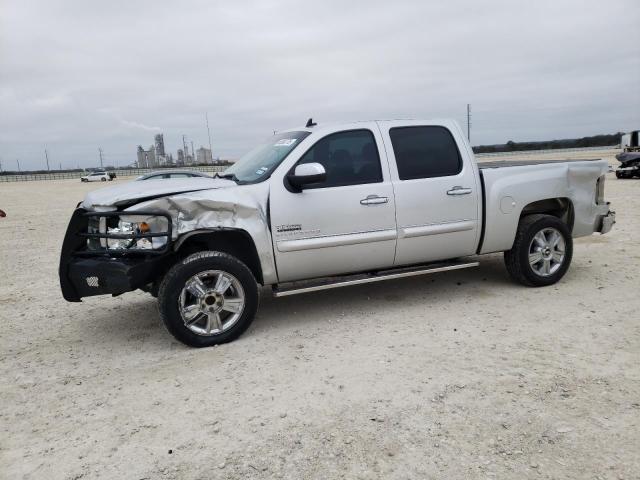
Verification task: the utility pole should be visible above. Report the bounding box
[44,148,50,171]
[16,159,21,172]
[466,104,471,142]
[59,162,62,171]
[205,112,213,162]
[191,140,195,164]
[98,148,104,169]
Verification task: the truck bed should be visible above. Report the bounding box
[477,156,609,255]
[478,158,604,169]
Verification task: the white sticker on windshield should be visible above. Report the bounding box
[274,138,297,147]
[255,167,268,175]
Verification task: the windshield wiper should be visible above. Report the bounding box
[217,172,239,183]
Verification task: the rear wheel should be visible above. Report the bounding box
[158,251,259,347]
[504,214,572,287]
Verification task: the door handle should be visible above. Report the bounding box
[447,186,472,196]
[360,195,389,205]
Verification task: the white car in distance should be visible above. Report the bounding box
[81,171,112,182]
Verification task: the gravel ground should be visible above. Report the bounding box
[1,159,639,479]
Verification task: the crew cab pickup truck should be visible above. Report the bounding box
[60,119,615,347]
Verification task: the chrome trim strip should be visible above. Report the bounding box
[273,261,479,297]
[277,229,397,252]
[401,220,475,239]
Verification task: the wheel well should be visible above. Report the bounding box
[520,198,574,232]
[175,230,264,284]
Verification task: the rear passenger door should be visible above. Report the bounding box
[378,120,481,266]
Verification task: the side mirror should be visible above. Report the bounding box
[287,163,326,191]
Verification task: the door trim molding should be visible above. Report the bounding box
[277,228,397,252]
[400,220,475,239]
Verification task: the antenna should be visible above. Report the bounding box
[306,118,317,128]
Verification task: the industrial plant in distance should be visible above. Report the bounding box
[136,133,224,168]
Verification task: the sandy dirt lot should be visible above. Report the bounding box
[1,154,639,479]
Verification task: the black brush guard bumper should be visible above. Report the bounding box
[59,208,173,302]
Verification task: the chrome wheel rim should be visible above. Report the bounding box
[528,227,565,277]
[178,270,245,336]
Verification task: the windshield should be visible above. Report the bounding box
[223,131,310,183]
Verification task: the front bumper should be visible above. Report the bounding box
[62,256,170,301]
[597,210,616,234]
[59,208,173,302]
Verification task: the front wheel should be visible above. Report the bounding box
[158,251,259,347]
[504,214,573,287]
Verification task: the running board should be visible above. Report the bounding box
[272,260,479,297]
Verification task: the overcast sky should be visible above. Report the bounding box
[1,0,639,170]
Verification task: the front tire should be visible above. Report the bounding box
[504,214,573,287]
[158,251,259,347]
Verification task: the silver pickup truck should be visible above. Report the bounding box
[59,119,615,347]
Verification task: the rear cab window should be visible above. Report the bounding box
[389,126,462,180]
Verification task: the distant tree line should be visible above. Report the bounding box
[473,132,623,154]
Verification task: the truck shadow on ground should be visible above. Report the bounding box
[78,254,512,348]
[251,254,512,335]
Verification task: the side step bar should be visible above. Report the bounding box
[272,260,479,297]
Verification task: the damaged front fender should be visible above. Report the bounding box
[126,182,278,284]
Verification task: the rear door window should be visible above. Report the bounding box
[389,126,462,180]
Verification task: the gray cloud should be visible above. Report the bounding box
[1,0,639,170]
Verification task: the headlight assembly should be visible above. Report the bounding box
[82,211,172,255]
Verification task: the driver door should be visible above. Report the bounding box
[269,126,397,283]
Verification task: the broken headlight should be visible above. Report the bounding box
[85,212,171,253]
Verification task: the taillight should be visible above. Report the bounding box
[596,175,605,204]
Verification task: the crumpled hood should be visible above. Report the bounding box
[82,177,236,209]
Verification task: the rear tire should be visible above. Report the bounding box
[504,214,573,287]
[158,251,259,347]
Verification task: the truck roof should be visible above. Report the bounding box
[279,118,455,134]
